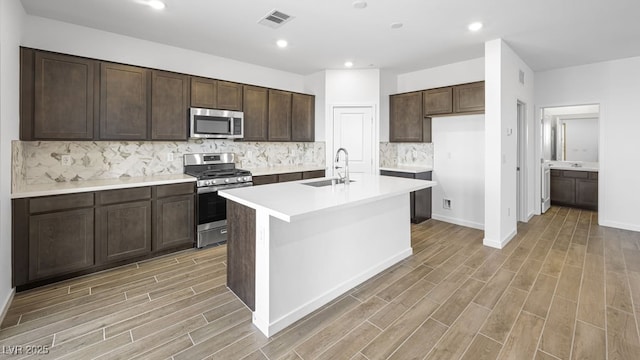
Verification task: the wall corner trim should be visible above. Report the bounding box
[483,228,517,249]
[0,288,16,326]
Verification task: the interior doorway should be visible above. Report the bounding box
[517,101,528,222]
[330,106,375,175]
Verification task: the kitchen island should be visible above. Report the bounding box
[219,174,436,337]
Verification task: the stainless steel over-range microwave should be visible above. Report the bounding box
[189,108,244,139]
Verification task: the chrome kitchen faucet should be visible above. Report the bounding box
[334,148,350,185]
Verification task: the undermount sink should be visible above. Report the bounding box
[302,178,356,187]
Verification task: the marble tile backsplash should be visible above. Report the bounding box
[379,142,434,168]
[14,140,325,188]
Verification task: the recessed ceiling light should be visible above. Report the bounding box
[147,0,166,10]
[353,1,367,9]
[468,22,483,32]
[344,61,354,68]
[276,39,288,48]
[390,22,403,29]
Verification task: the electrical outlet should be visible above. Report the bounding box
[61,155,72,166]
[443,199,451,210]
[167,152,174,162]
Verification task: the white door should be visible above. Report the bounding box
[332,106,374,175]
[542,164,551,212]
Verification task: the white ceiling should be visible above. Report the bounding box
[19,0,640,75]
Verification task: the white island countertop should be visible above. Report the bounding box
[219,174,436,222]
[12,174,196,199]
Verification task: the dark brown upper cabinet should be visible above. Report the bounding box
[20,48,97,140]
[390,91,428,142]
[423,87,453,116]
[99,62,150,140]
[151,71,190,140]
[291,93,315,142]
[268,90,292,141]
[190,76,217,108]
[242,85,269,141]
[217,81,243,111]
[453,81,485,113]
[20,48,316,143]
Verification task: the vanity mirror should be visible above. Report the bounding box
[542,104,599,162]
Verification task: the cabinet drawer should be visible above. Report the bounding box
[97,187,151,205]
[302,170,326,179]
[589,172,598,180]
[380,170,414,179]
[155,183,195,198]
[30,192,94,213]
[278,172,303,182]
[253,175,278,186]
[563,170,589,179]
[550,170,562,177]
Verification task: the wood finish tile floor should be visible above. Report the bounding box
[2,206,640,359]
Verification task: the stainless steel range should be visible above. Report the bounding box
[184,153,252,248]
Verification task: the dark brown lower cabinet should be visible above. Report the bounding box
[96,201,152,264]
[12,183,196,290]
[226,200,256,311]
[380,170,432,223]
[28,208,95,281]
[252,170,325,186]
[154,183,195,251]
[550,170,598,210]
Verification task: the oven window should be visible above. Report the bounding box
[195,116,230,134]
[198,191,226,225]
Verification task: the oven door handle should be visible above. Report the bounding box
[197,182,253,194]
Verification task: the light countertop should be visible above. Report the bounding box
[244,165,326,176]
[219,173,436,222]
[379,165,433,174]
[12,174,196,199]
[546,161,599,172]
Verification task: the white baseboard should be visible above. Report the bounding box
[0,288,15,326]
[264,248,412,337]
[483,229,517,249]
[599,220,640,232]
[431,214,484,230]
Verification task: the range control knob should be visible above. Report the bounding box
[237,177,244,182]
[225,178,230,183]
[245,176,252,181]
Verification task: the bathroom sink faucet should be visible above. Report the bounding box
[335,148,349,184]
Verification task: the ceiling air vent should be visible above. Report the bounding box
[258,9,294,29]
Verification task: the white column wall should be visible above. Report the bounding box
[484,39,535,248]
[0,0,25,318]
[535,56,640,231]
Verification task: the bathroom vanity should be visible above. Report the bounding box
[550,166,598,210]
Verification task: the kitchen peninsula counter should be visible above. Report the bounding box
[219,174,436,337]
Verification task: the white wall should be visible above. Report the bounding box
[394,57,486,228]
[0,0,25,317]
[484,39,535,249]
[536,56,640,231]
[379,69,398,142]
[324,69,381,173]
[432,115,485,229]
[22,16,305,92]
[303,71,326,141]
[397,58,485,93]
